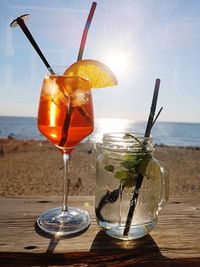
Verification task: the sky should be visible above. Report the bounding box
[0,0,200,123]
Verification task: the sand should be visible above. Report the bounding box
[0,138,200,197]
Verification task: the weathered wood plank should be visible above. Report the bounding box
[0,196,200,266]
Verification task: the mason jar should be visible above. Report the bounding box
[95,133,169,240]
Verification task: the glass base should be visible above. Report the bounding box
[99,220,157,240]
[37,206,91,236]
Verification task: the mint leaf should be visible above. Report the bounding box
[114,170,130,179]
[105,165,114,172]
[123,133,143,145]
[122,160,137,169]
[123,133,134,139]
[124,154,138,161]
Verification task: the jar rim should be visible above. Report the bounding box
[103,132,153,142]
[102,132,154,153]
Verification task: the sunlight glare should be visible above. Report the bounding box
[103,52,130,78]
[95,118,131,141]
[50,101,56,127]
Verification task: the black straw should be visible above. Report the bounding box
[10,14,54,75]
[123,78,161,236]
[145,79,160,137]
[151,106,163,130]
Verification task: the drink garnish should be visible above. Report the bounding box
[64,59,118,88]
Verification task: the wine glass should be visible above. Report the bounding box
[37,68,94,236]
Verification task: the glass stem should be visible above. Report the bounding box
[62,152,70,212]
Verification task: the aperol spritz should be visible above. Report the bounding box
[37,71,94,236]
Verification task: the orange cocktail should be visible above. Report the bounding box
[38,75,94,152]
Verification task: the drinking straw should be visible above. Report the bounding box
[144,79,161,137]
[151,106,163,130]
[123,78,161,236]
[77,2,97,61]
[10,14,54,75]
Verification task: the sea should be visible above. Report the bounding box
[0,116,200,147]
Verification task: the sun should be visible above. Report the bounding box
[102,51,129,78]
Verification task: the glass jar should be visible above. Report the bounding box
[95,133,169,240]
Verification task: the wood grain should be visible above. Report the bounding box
[0,196,200,266]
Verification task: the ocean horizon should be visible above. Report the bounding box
[0,116,200,147]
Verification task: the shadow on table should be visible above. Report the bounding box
[89,231,200,266]
[3,226,200,267]
[34,221,89,267]
[88,230,166,265]
[34,226,165,266]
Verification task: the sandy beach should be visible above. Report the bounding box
[0,138,200,197]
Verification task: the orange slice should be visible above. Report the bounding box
[64,59,118,88]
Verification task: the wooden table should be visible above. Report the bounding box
[0,196,200,266]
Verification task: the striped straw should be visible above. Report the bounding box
[77,2,97,61]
